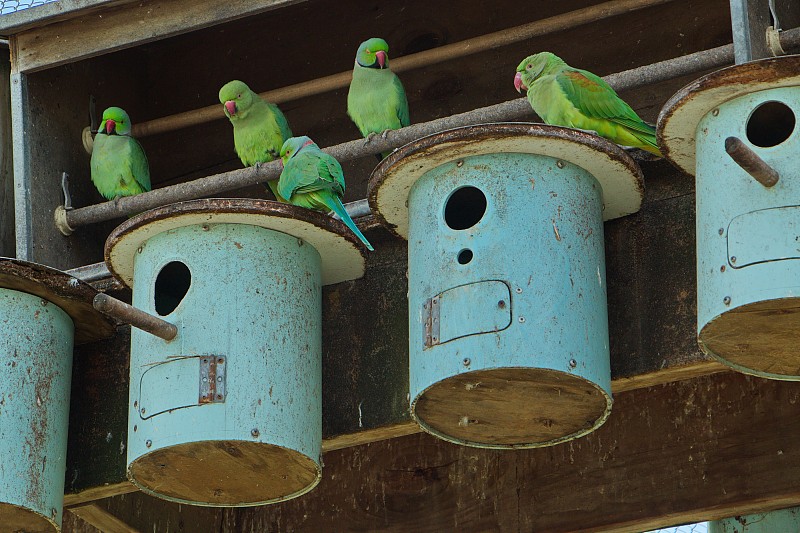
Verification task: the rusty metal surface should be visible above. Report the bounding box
[104,198,367,288]
[368,122,644,239]
[92,293,177,341]
[657,54,800,175]
[0,258,114,344]
[724,136,780,187]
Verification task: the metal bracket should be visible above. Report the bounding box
[199,355,226,404]
[423,297,440,348]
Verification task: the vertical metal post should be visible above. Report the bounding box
[10,68,32,260]
[0,46,14,257]
[729,0,774,63]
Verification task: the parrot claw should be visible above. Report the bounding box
[381,130,391,140]
[364,132,379,145]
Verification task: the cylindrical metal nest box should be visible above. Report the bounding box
[0,259,114,532]
[709,506,800,532]
[368,123,644,448]
[659,55,800,380]
[104,199,366,506]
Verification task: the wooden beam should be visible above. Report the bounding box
[10,0,303,73]
[88,372,800,532]
[67,504,141,533]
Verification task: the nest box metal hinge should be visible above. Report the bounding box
[199,355,226,404]
[423,296,441,348]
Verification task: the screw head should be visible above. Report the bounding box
[463,358,471,367]
[515,287,523,294]
[718,228,724,235]
[720,265,726,272]
[201,224,210,231]
[137,246,143,254]
[145,439,152,448]
[518,316,526,323]
[569,359,577,368]
[556,160,565,169]
[712,108,720,116]
[140,407,146,415]
[456,160,464,167]
[251,428,260,438]
[723,296,731,305]
[730,256,737,264]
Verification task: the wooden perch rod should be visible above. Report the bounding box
[63,27,800,231]
[131,0,676,138]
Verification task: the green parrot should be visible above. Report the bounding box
[219,80,293,202]
[90,107,151,200]
[514,52,662,156]
[347,37,409,159]
[278,136,374,251]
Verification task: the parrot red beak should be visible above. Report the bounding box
[375,50,387,69]
[224,100,237,116]
[514,72,526,93]
[105,119,115,134]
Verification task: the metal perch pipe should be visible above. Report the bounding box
[725,136,780,187]
[60,27,800,232]
[93,293,178,341]
[132,0,677,138]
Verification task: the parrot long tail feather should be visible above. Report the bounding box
[323,195,374,252]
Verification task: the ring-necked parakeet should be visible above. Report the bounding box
[90,107,151,200]
[514,52,662,156]
[347,38,409,159]
[278,136,373,251]
[219,80,293,202]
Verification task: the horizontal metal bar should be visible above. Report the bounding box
[66,262,111,282]
[132,0,677,138]
[725,136,780,187]
[93,293,177,341]
[62,27,800,231]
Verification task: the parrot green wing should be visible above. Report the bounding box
[394,75,410,128]
[130,137,152,192]
[269,102,293,145]
[555,69,655,135]
[277,149,344,201]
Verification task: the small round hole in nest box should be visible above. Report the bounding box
[746,101,795,148]
[444,186,487,230]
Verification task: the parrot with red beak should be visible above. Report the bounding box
[90,106,151,200]
[514,52,661,156]
[219,80,293,202]
[347,38,409,159]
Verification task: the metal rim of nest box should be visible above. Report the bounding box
[0,258,115,344]
[657,54,800,176]
[104,198,367,288]
[368,123,644,448]
[368,122,645,239]
[658,55,800,380]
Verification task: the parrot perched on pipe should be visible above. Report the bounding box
[347,37,409,160]
[90,107,152,200]
[278,136,374,251]
[514,52,662,157]
[219,80,293,202]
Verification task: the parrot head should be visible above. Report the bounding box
[280,136,317,165]
[515,52,565,93]
[100,106,132,136]
[219,80,256,120]
[355,38,390,69]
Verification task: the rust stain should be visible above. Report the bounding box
[552,220,561,242]
[233,241,243,249]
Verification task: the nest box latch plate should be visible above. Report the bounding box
[199,355,226,404]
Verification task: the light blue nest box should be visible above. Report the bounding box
[368,123,644,448]
[659,55,800,380]
[710,506,800,532]
[104,199,366,506]
[0,259,114,532]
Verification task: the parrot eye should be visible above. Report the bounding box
[526,64,532,70]
[237,94,241,98]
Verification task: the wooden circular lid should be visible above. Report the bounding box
[700,297,800,380]
[105,198,366,288]
[0,502,58,533]
[128,440,321,506]
[412,367,612,449]
[658,55,800,176]
[368,122,644,239]
[0,258,115,344]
